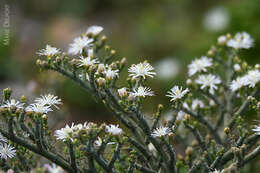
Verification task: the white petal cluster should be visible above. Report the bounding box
[77,56,99,68]
[26,103,52,114]
[118,87,128,98]
[151,126,171,138]
[166,86,189,101]
[210,169,223,173]
[188,56,213,76]
[252,125,260,135]
[35,94,62,109]
[130,86,154,98]
[37,44,60,57]
[227,32,254,49]
[218,35,227,45]
[128,62,156,79]
[44,163,64,173]
[191,99,205,110]
[103,67,119,80]
[105,124,123,135]
[68,36,93,55]
[230,76,247,92]
[87,25,103,36]
[0,143,16,160]
[195,74,221,94]
[1,99,24,109]
[148,143,157,156]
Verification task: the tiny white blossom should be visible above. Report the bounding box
[210,169,223,173]
[68,36,93,55]
[0,144,16,160]
[54,124,74,142]
[35,94,62,109]
[103,67,119,80]
[130,86,154,98]
[87,25,103,36]
[252,125,260,135]
[106,124,123,135]
[230,76,247,92]
[188,56,213,76]
[128,62,156,79]
[148,143,157,156]
[77,56,99,68]
[233,64,241,72]
[244,70,260,88]
[0,133,7,143]
[151,126,171,138]
[227,32,254,49]
[218,35,227,45]
[37,45,60,57]
[195,74,221,94]
[26,103,52,114]
[44,163,64,173]
[166,86,189,101]
[118,88,128,97]
[1,99,24,109]
[191,99,205,110]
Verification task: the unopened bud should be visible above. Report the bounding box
[224,127,230,135]
[97,77,106,87]
[118,88,128,98]
[185,147,193,156]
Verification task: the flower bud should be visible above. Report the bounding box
[118,88,128,98]
[97,64,105,74]
[3,88,12,100]
[233,64,241,72]
[186,79,192,86]
[97,77,106,87]
[101,35,107,43]
[120,57,127,66]
[218,35,227,45]
[185,147,193,156]
[110,49,116,56]
[224,127,230,135]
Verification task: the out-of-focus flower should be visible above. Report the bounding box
[203,7,230,32]
[148,143,157,156]
[86,25,103,36]
[151,126,171,138]
[44,163,64,173]
[210,169,223,173]
[218,35,227,45]
[77,56,99,68]
[54,124,74,142]
[118,88,128,98]
[195,74,221,94]
[244,70,260,88]
[166,86,189,101]
[128,62,156,79]
[130,86,154,98]
[0,144,16,160]
[188,56,212,76]
[155,58,180,80]
[26,103,52,114]
[106,124,123,135]
[0,133,7,143]
[230,76,247,92]
[35,94,62,109]
[227,32,254,49]
[191,99,205,110]
[233,64,241,72]
[1,99,24,109]
[37,45,60,57]
[68,36,93,55]
[253,125,260,135]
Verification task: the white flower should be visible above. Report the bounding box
[210,169,223,173]
[233,64,241,72]
[0,133,7,143]
[103,67,119,80]
[148,143,157,156]
[37,45,60,57]
[118,88,128,97]
[106,124,123,135]
[166,86,189,101]
[188,56,213,76]
[155,58,180,80]
[151,126,171,138]
[0,144,16,160]
[191,99,205,110]
[26,103,52,114]
[244,70,260,88]
[68,36,93,55]
[128,62,156,79]
[252,125,260,135]
[176,111,185,121]
[227,32,254,49]
[230,76,247,92]
[218,35,227,45]
[87,25,103,36]
[44,163,64,173]
[1,99,24,109]
[130,86,154,98]
[54,124,74,142]
[77,56,99,68]
[35,94,62,109]
[195,74,221,94]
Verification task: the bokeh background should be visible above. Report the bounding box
[0,0,260,171]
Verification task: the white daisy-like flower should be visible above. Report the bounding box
[68,36,93,55]
[103,67,119,80]
[227,32,254,49]
[77,56,99,68]
[105,124,123,135]
[252,125,260,135]
[230,76,247,92]
[71,122,89,131]
[35,94,62,109]
[44,163,64,173]
[128,62,156,79]
[244,70,260,88]
[166,86,189,101]
[188,56,213,76]
[0,143,16,160]
[1,99,24,109]
[218,35,227,45]
[118,87,128,98]
[191,99,205,110]
[148,143,157,156]
[54,124,74,142]
[26,103,52,114]
[151,126,171,138]
[195,74,221,94]
[0,133,7,143]
[37,45,60,57]
[130,86,154,98]
[87,25,103,36]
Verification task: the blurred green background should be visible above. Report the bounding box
[0,0,260,171]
